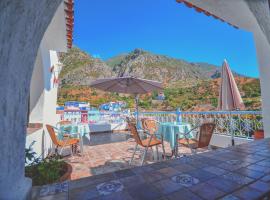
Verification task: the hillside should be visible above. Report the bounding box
[58,47,261,111]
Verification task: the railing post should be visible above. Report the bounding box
[176,108,182,123]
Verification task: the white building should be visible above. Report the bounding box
[26,1,74,159]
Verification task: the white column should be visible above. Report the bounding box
[254,31,270,138]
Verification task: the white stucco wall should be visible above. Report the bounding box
[29,1,66,126]
[27,1,67,159]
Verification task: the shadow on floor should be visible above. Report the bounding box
[89,132,132,146]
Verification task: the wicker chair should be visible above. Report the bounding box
[141,118,166,158]
[178,122,215,153]
[127,121,165,166]
[46,124,80,156]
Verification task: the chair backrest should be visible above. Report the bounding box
[127,121,143,146]
[141,118,158,135]
[198,122,215,148]
[46,125,61,146]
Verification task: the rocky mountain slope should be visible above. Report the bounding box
[59,48,223,87]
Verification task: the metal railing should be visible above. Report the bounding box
[138,110,263,139]
[61,109,263,139]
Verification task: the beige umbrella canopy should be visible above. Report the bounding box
[218,60,245,111]
[90,76,163,124]
[218,60,245,146]
[90,76,163,94]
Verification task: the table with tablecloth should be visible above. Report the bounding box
[157,122,193,157]
[59,123,90,153]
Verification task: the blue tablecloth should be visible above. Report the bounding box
[60,123,90,140]
[157,122,193,149]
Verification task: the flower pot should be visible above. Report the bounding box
[59,163,72,182]
[254,129,264,140]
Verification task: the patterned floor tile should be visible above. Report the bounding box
[171,174,200,187]
[96,180,124,196]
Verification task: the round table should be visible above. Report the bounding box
[60,123,90,153]
[157,122,193,157]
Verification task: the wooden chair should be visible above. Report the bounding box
[46,124,80,156]
[178,122,215,154]
[127,120,165,166]
[141,118,166,159]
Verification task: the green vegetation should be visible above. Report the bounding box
[25,142,67,186]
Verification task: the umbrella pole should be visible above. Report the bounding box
[135,94,139,127]
[230,111,235,146]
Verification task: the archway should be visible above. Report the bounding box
[1,0,270,199]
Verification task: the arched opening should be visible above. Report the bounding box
[1,0,270,199]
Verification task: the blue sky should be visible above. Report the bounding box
[74,0,259,77]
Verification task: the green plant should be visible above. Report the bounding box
[25,141,41,165]
[25,145,67,186]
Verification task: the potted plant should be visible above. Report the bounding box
[25,142,72,186]
[253,119,264,140]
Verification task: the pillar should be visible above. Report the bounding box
[0,0,62,199]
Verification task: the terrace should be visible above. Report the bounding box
[29,110,270,199]
[2,1,270,200]
[32,137,270,199]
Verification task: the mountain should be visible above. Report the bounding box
[106,49,221,86]
[59,47,114,86]
[58,47,261,111]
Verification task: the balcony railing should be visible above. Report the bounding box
[139,110,263,139]
[60,109,263,139]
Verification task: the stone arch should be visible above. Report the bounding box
[0,0,62,198]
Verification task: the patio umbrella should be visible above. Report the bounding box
[90,76,163,124]
[218,59,245,146]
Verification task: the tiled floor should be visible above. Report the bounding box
[32,138,270,200]
[64,132,198,180]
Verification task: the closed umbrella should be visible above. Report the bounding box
[90,76,163,124]
[218,59,245,146]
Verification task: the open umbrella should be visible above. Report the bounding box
[218,59,245,146]
[90,76,163,124]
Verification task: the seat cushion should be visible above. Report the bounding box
[141,137,161,147]
[178,138,198,148]
[59,138,80,146]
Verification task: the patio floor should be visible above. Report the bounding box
[64,131,198,180]
[32,138,270,200]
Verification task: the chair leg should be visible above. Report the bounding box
[161,137,166,160]
[129,144,138,165]
[59,146,64,156]
[70,145,73,157]
[155,145,159,160]
[141,146,149,166]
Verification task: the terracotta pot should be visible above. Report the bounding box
[254,129,264,140]
[59,163,72,182]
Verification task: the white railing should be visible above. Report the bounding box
[61,109,263,139]
[138,110,263,139]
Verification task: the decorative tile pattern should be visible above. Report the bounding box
[96,180,124,196]
[39,181,68,197]
[171,174,199,187]
[33,138,270,200]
